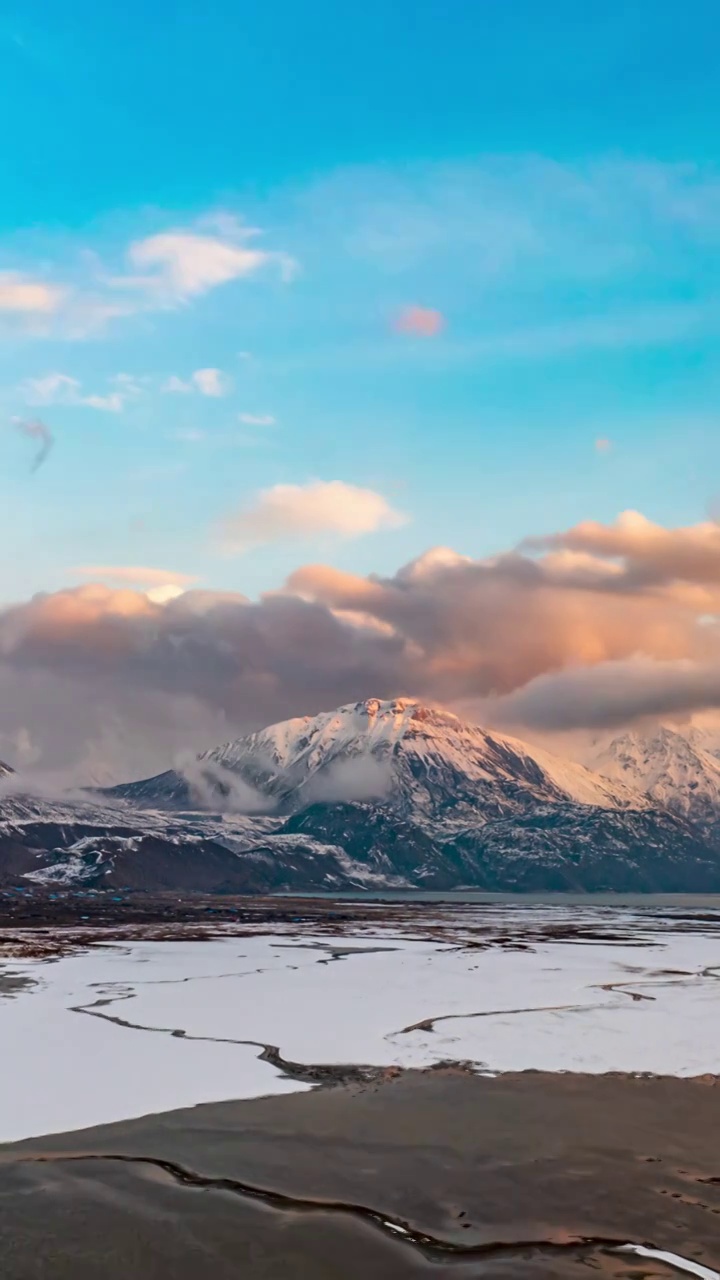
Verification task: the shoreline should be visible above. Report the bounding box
[3,886,720,929]
[2,889,720,963]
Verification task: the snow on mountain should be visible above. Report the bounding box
[488,730,647,811]
[592,726,720,825]
[5,700,720,894]
[169,697,649,819]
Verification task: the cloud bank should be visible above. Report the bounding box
[5,510,720,780]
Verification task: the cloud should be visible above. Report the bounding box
[128,231,267,298]
[0,584,407,780]
[0,212,296,339]
[485,658,720,732]
[162,369,232,397]
[9,509,720,779]
[71,566,196,588]
[219,480,408,550]
[238,412,276,426]
[302,755,392,805]
[22,371,140,413]
[393,305,445,337]
[162,375,193,394]
[287,545,705,708]
[7,157,720,351]
[145,584,189,605]
[80,391,125,412]
[124,218,297,303]
[178,755,274,814]
[12,417,54,472]
[23,373,79,404]
[523,510,720,589]
[0,273,64,314]
[192,367,231,397]
[329,156,720,283]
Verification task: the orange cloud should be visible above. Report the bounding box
[7,511,720,777]
[393,305,445,337]
[525,510,720,589]
[0,273,65,314]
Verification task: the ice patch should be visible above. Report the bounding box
[615,1244,720,1279]
[1,904,720,1140]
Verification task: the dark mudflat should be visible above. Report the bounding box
[1,1071,720,1277]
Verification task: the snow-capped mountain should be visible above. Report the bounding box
[112,697,646,818]
[4,699,720,894]
[592,726,720,827]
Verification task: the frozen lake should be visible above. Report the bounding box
[2,902,720,1141]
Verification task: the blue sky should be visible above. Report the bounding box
[3,0,720,603]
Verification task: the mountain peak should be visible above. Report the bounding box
[113,695,643,818]
[206,696,457,781]
[594,724,720,823]
[64,697,720,894]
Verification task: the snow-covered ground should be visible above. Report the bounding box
[1,904,720,1141]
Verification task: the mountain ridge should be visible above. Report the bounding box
[109,697,649,816]
[2,698,720,894]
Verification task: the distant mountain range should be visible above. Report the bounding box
[3,698,720,894]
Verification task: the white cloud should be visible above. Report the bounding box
[145,583,189,604]
[128,231,266,298]
[23,373,80,404]
[192,367,230,397]
[124,216,297,304]
[0,214,296,339]
[0,212,294,337]
[0,273,65,314]
[161,368,232,397]
[81,391,125,412]
[219,479,407,550]
[7,157,720,351]
[238,412,276,426]
[161,375,193,394]
[22,371,140,413]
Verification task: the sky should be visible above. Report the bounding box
[4,0,720,779]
